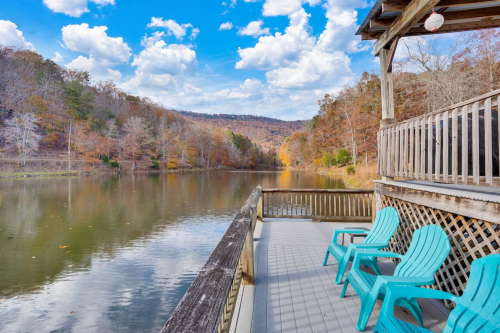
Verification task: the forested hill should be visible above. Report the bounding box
[178,111,307,150]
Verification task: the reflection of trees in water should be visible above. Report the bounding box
[0,171,345,298]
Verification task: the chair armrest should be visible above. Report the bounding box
[331,229,369,244]
[377,275,435,286]
[350,243,388,250]
[352,250,403,270]
[380,285,458,317]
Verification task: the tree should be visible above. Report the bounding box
[4,112,42,166]
[322,153,336,168]
[336,149,351,165]
[79,131,103,168]
[157,117,180,168]
[122,117,154,171]
[103,119,119,158]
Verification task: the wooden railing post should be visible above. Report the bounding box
[376,89,500,187]
[257,195,263,223]
[242,213,255,285]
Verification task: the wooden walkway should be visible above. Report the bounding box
[230,219,450,333]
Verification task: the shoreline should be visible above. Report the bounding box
[285,164,379,189]
[0,166,280,179]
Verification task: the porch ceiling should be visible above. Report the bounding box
[357,0,500,53]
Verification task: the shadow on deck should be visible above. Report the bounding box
[231,219,450,333]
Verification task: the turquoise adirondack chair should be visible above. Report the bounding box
[323,206,399,285]
[341,224,451,332]
[373,254,500,333]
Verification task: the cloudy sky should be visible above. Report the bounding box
[0,0,378,120]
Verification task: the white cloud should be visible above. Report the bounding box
[121,40,198,92]
[66,55,122,80]
[262,0,321,16]
[147,18,198,40]
[235,6,357,93]
[43,0,115,17]
[141,31,165,48]
[62,23,130,81]
[266,50,352,89]
[0,20,35,50]
[236,9,315,70]
[51,52,65,63]
[190,28,200,40]
[316,0,370,54]
[92,0,115,5]
[219,22,233,31]
[227,79,264,99]
[62,24,131,64]
[131,42,197,77]
[238,20,270,37]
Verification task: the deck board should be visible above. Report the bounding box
[231,219,450,333]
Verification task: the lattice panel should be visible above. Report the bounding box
[380,195,500,308]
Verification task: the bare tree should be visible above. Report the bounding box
[398,36,484,110]
[157,117,180,168]
[122,116,154,171]
[4,112,42,166]
[103,119,119,157]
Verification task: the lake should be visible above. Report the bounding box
[0,170,345,333]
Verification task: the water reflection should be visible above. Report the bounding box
[0,170,344,332]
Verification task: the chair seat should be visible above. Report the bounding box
[348,269,387,296]
[375,315,431,333]
[328,243,351,259]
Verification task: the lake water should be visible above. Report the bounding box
[0,171,345,333]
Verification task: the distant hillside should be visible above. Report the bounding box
[178,111,307,150]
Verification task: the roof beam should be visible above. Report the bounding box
[381,0,500,14]
[382,1,409,13]
[371,6,500,29]
[361,31,383,40]
[386,37,400,73]
[405,17,500,35]
[374,0,440,55]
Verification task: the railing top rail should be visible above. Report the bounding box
[262,188,374,193]
[161,186,262,333]
[382,87,500,129]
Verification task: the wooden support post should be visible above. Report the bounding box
[380,47,396,181]
[242,223,254,285]
[257,195,263,223]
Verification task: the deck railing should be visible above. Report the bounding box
[262,188,375,222]
[378,88,500,186]
[161,186,262,333]
[162,187,375,332]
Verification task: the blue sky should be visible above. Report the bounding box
[0,0,378,120]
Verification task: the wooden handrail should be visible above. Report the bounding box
[161,186,262,333]
[384,88,500,128]
[262,189,375,222]
[262,188,374,193]
[377,91,500,187]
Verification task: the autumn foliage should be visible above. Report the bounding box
[0,46,276,170]
[279,30,500,169]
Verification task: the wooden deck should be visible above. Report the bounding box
[230,219,450,333]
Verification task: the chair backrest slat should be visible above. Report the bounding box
[394,225,451,278]
[444,254,500,333]
[364,207,399,245]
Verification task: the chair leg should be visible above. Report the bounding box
[357,294,378,332]
[335,255,349,285]
[397,297,424,328]
[340,277,350,298]
[368,259,381,275]
[372,321,384,333]
[323,250,330,266]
